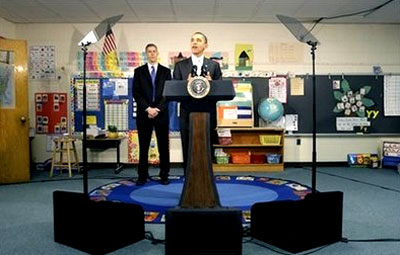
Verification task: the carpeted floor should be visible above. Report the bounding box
[89,175,312,223]
[1,166,399,255]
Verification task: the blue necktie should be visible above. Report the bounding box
[150,66,156,102]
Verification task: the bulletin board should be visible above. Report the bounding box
[227,75,400,134]
[35,92,68,134]
[71,77,180,132]
[72,77,133,132]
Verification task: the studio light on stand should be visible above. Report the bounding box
[276,14,320,193]
[250,15,343,253]
[78,14,123,195]
[53,15,145,255]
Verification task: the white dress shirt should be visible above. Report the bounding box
[191,55,204,76]
[147,62,158,74]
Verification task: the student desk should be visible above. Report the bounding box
[85,137,125,174]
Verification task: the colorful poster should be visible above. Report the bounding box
[119,51,147,71]
[269,77,287,103]
[78,51,147,72]
[205,51,229,70]
[35,92,68,134]
[29,45,56,80]
[168,51,191,69]
[102,78,128,97]
[217,80,253,127]
[128,130,160,164]
[235,44,253,71]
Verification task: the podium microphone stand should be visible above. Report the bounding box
[163,79,243,255]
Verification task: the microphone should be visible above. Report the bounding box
[191,65,198,77]
[200,64,208,77]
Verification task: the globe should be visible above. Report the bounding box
[258,97,284,122]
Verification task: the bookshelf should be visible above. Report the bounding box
[213,127,284,172]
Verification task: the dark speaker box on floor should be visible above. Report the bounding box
[165,208,243,255]
[53,190,144,255]
[251,191,343,253]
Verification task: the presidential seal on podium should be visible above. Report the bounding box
[187,76,211,99]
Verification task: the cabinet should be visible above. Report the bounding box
[213,128,284,172]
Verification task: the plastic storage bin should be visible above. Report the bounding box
[231,152,251,164]
[251,154,265,164]
[216,155,230,164]
[266,153,281,164]
[259,135,281,145]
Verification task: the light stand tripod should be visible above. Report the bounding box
[76,14,122,196]
[80,42,89,195]
[308,40,317,193]
[276,14,321,192]
[248,15,344,253]
[53,15,144,255]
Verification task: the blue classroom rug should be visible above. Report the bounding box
[89,175,312,223]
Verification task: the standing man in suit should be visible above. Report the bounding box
[133,43,171,185]
[173,32,222,173]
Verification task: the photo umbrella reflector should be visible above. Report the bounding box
[276,14,319,193]
[79,14,123,195]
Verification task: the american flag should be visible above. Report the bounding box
[102,26,120,71]
[102,27,117,56]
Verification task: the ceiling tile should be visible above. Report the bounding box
[0,0,398,24]
[216,3,258,17]
[174,4,215,15]
[85,1,136,18]
[130,3,174,16]
[44,4,98,18]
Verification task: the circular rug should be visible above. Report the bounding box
[89,175,312,223]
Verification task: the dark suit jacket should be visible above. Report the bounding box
[133,63,171,123]
[173,57,222,112]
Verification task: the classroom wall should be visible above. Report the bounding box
[0,17,16,38]
[13,22,400,164]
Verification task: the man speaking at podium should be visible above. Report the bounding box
[173,32,222,173]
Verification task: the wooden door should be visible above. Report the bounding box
[0,38,30,183]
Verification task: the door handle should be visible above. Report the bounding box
[20,116,27,123]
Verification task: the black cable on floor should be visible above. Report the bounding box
[250,239,332,255]
[301,167,400,193]
[342,237,400,243]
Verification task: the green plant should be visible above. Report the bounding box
[107,125,118,132]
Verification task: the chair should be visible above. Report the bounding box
[50,136,80,177]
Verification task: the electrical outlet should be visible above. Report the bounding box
[296,138,301,145]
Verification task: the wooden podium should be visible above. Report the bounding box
[163,80,235,208]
